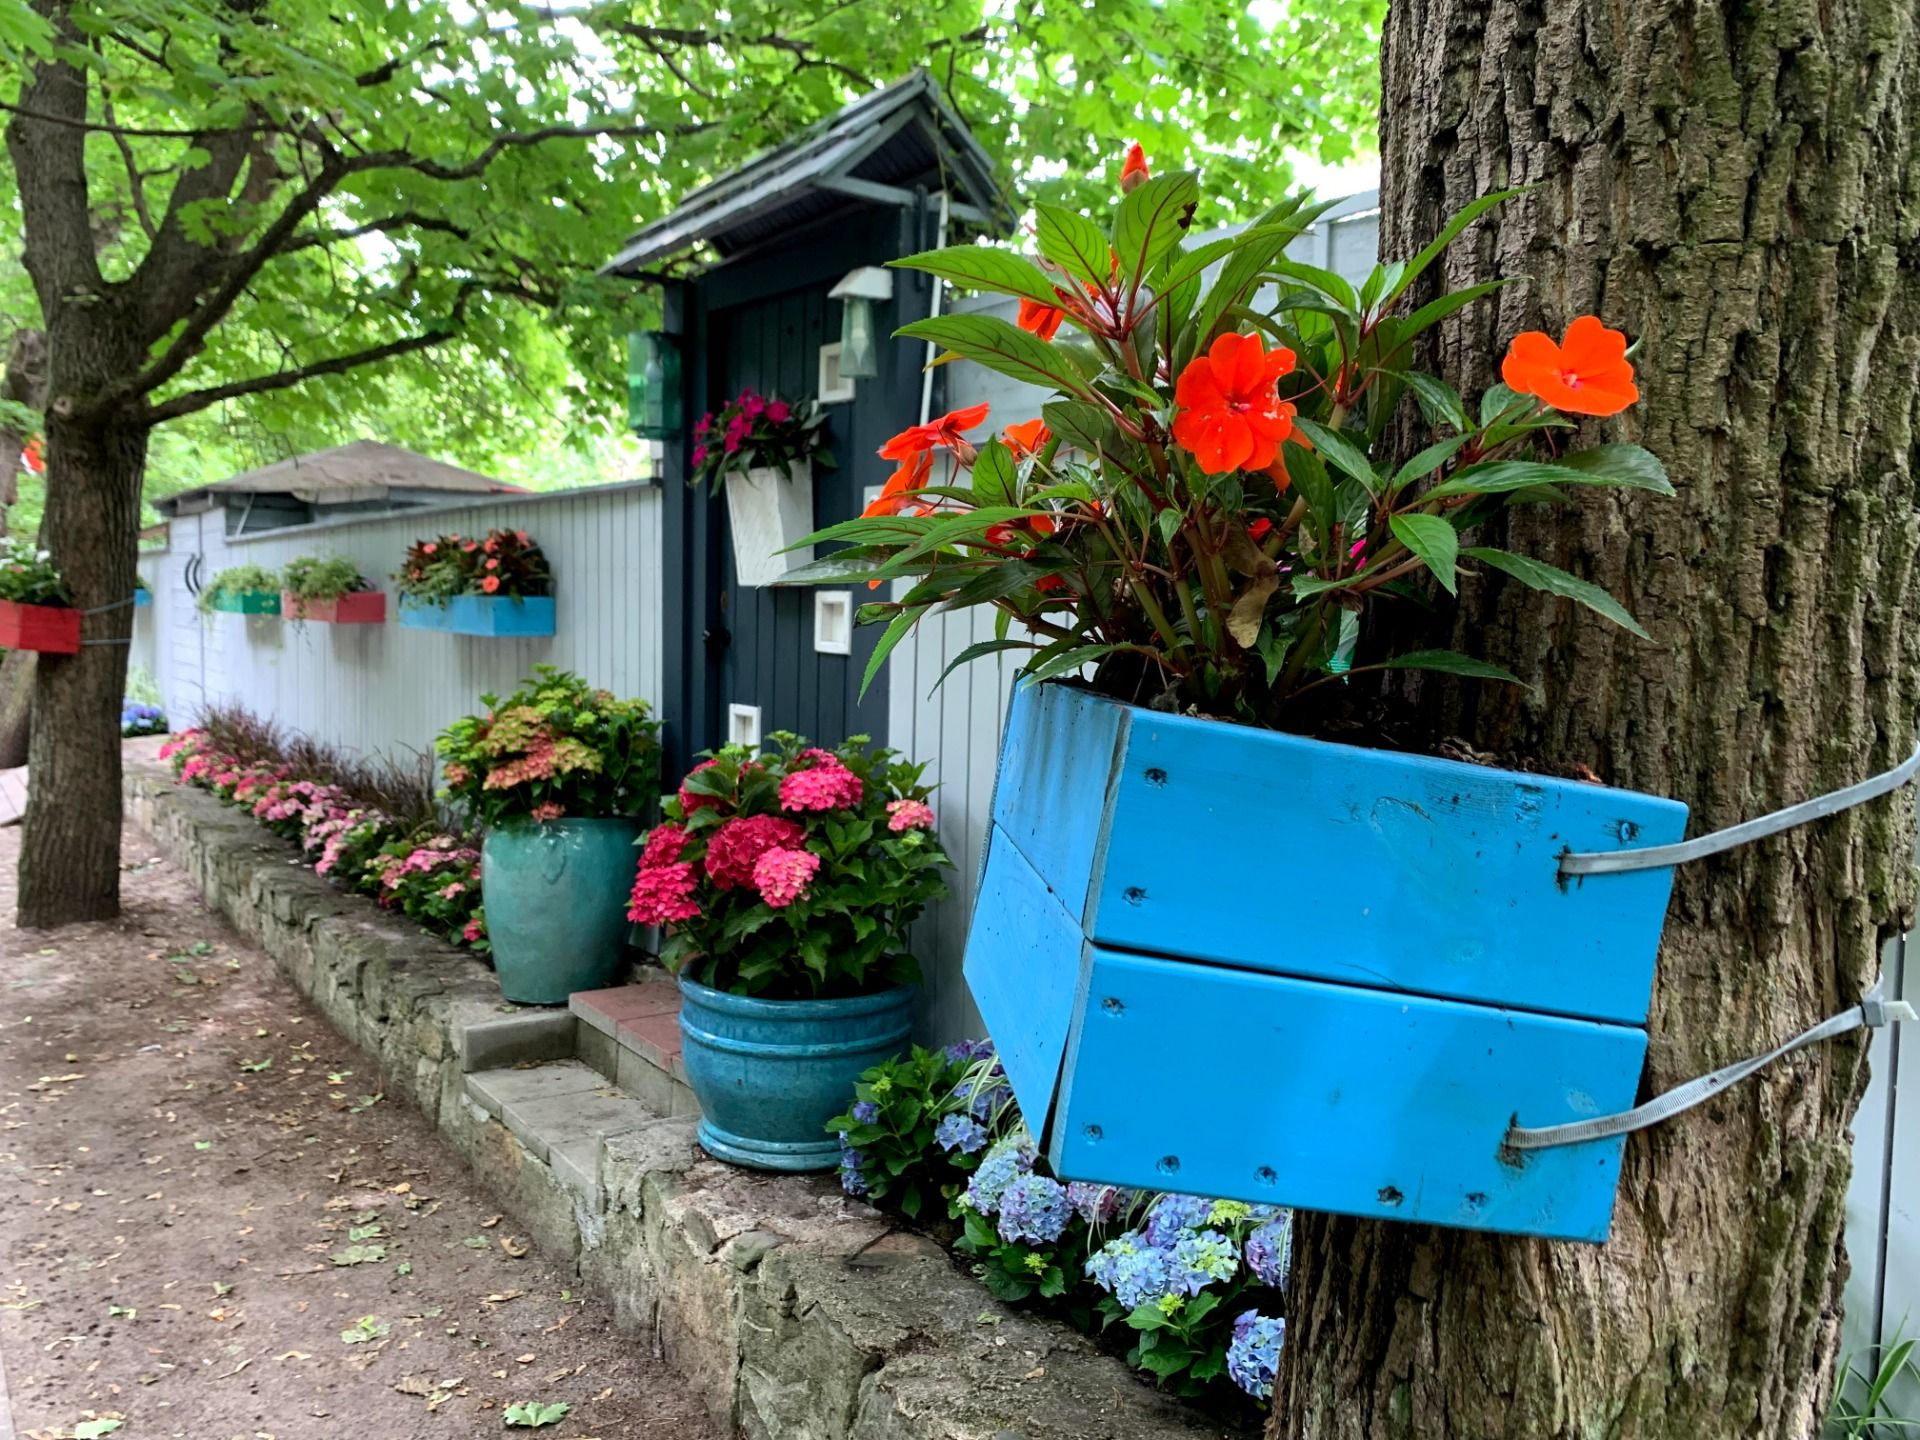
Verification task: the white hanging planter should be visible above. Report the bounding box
[725,460,814,588]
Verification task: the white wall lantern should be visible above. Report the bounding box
[829,266,893,380]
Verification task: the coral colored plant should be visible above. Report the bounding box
[787,149,1669,730]
[688,389,833,493]
[394,528,551,604]
[632,734,950,1000]
[434,666,660,831]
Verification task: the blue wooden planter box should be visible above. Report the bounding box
[132,587,152,608]
[397,594,554,637]
[962,682,1690,1243]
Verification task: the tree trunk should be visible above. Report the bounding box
[16,413,147,926]
[1271,3,1920,1437]
[0,651,37,771]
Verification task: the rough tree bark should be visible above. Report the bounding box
[1271,3,1920,1437]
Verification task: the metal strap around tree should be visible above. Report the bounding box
[1557,731,1920,877]
[1506,979,1917,1151]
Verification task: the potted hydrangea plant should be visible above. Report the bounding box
[785,154,1687,1242]
[436,666,661,1002]
[0,536,79,653]
[689,390,833,587]
[629,734,950,1170]
[395,528,553,636]
[281,554,384,624]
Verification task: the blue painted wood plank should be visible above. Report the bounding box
[995,684,1687,1026]
[986,680,1127,912]
[961,825,1089,1144]
[1052,948,1646,1241]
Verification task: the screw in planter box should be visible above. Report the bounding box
[781,152,1681,1239]
[280,554,385,624]
[394,528,553,636]
[436,666,661,1003]
[0,535,80,654]
[632,735,950,1170]
[689,391,833,588]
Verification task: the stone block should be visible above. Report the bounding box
[458,1010,578,1073]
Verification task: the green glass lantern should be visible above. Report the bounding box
[627,331,683,440]
[829,267,893,381]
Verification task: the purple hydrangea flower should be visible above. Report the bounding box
[1245,1215,1292,1289]
[1168,1228,1239,1295]
[995,1174,1072,1245]
[1227,1310,1286,1400]
[851,1100,880,1125]
[1084,1231,1173,1311]
[1066,1182,1131,1227]
[1142,1193,1214,1247]
[943,1038,996,1064]
[963,1134,1034,1215]
[934,1113,988,1154]
[836,1132,869,1197]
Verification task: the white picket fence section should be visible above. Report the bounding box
[123,186,1916,1387]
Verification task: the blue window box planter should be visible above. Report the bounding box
[209,589,280,616]
[132,587,152,608]
[397,594,554,637]
[962,681,1689,1243]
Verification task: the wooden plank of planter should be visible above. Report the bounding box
[0,598,81,654]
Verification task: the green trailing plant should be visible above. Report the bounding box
[281,554,371,603]
[196,563,281,615]
[0,535,70,606]
[435,666,661,829]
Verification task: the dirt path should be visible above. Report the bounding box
[0,819,717,1440]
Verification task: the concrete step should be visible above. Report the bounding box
[570,977,699,1118]
[464,1060,665,1206]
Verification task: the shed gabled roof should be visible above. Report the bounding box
[601,70,1012,278]
[155,440,526,515]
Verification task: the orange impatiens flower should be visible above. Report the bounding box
[1500,315,1639,417]
[1017,297,1066,341]
[879,403,990,462]
[863,451,935,518]
[1002,419,1051,458]
[1171,332,1298,475]
[1120,143,1150,192]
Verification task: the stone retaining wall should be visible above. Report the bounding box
[124,760,1244,1440]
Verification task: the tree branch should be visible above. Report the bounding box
[143,324,455,422]
[3,25,105,313]
[607,22,878,89]
[280,211,473,253]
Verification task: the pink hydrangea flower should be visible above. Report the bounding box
[638,822,690,869]
[752,846,820,908]
[886,798,936,832]
[439,881,466,900]
[778,758,863,813]
[531,801,565,822]
[704,814,805,889]
[628,861,701,925]
[677,757,727,815]
[462,917,486,944]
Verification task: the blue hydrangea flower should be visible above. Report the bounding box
[1245,1215,1292,1289]
[943,1038,996,1064]
[1142,1193,1214,1247]
[836,1132,869,1198]
[851,1100,880,1125]
[964,1134,1035,1215]
[995,1174,1071,1245]
[1084,1231,1174,1311]
[953,1075,1011,1122]
[1066,1182,1131,1227]
[1227,1309,1286,1400]
[1169,1228,1240,1295]
[934,1113,987,1154]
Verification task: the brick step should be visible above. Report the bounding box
[568,975,699,1118]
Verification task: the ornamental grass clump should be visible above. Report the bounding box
[689,389,834,492]
[826,1039,1288,1413]
[434,666,661,830]
[394,528,550,604]
[631,734,950,999]
[788,149,1667,732]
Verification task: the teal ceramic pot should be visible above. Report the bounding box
[481,817,642,1004]
[678,977,916,1172]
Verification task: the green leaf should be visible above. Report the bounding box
[74,1421,123,1439]
[890,246,1061,307]
[858,606,925,700]
[1035,203,1113,288]
[1384,188,1522,307]
[1388,513,1459,594]
[1552,444,1672,492]
[331,1243,388,1266]
[1393,279,1510,345]
[1111,171,1199,285]
[1391,434,1473,490]
[1025,642,1127,683]
[503,1400,571,1428]
[1042,399,1121,457]
[1264,257,1359,313]
[1403,372,1469,432]
[894,315,1095,400]
[971,439,1018,508]
[1291,417,1380,495]
[1377,649,1525,684]
[1461,547,1649,638]
[1423,453,1674,500]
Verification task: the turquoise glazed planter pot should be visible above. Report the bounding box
[481,818,642,1004]
[678,978,916,1172]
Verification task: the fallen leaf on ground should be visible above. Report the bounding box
[483,1290,524,1304]
[340,1315,390,1345]
[330,1243,387,1266]
[480,1214,503,1228]
[503,1400,570,1428]
[499,1235,529,1258]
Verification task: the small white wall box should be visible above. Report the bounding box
[727,703,762,749]
[814,591,853,655]
[818,343,857,404]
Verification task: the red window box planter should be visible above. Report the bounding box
[281,590,387,625]
[0,598,81,654]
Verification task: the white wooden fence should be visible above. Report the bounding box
[124,187,1915,1389]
